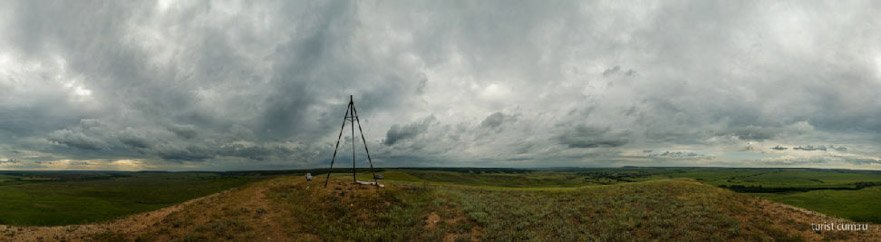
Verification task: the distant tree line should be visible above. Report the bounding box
[577,171,651,184]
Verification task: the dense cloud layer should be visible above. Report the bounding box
[1,1,880,170]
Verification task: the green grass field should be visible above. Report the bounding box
[0,172,264,226]
[755,186,881,223]
[661,168,881,188]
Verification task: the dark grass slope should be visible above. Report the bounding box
[0,172,263,226]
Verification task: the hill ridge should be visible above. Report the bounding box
[2,176,879,241]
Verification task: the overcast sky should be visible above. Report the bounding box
[1,0,880,171]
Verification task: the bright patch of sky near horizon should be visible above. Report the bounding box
[0,0,880,171]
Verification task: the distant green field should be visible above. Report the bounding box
[756,186,881,223]
[0,172,264,226]
[662,168,881,188]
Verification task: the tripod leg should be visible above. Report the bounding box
[351,100,356,183]
[325,103,351,187]
[352,105,378,185]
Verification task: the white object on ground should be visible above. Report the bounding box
[356,180,384,187]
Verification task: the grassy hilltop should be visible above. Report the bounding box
[1,168,880,241]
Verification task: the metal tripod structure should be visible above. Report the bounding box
[324,95,378,187]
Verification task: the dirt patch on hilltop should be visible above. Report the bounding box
[426,212,441,230]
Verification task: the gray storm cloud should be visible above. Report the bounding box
[384,116,436,146]
[1,0,881,170]
[557,125,628,149]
